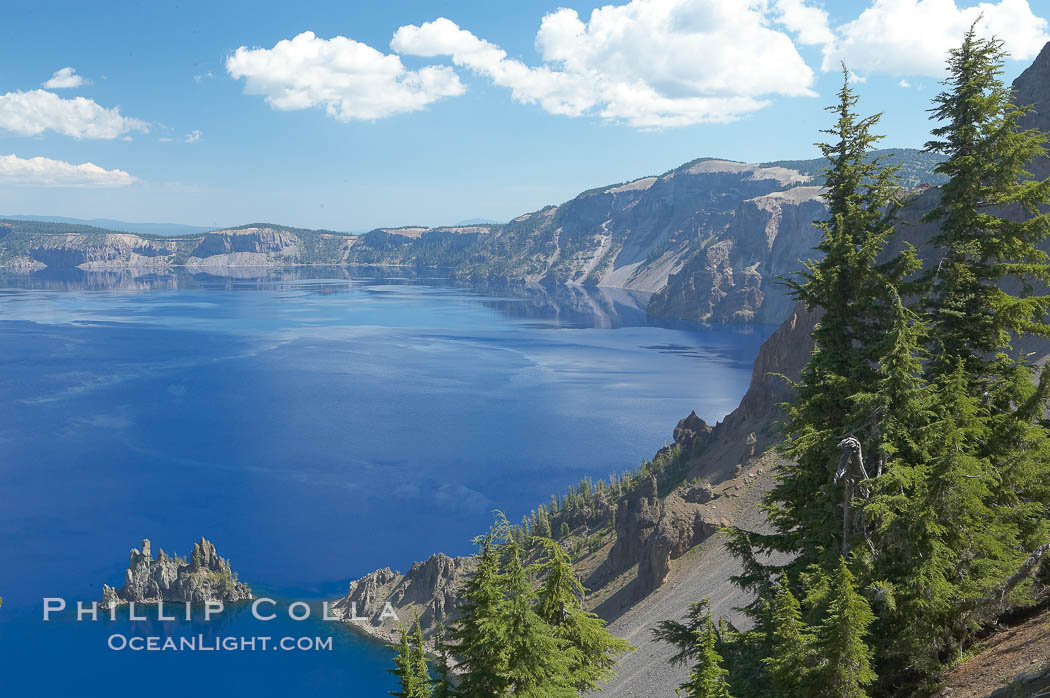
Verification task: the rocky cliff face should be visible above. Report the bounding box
[101,537,251,607]
[29,233,179,270]
[184,227,302,268]
[493,160,814,294]
[1015,41,1050,181]
[0,223,353,272]
[332,553,474,645]
[607,473,721,598]
[648,185,827,324]
[0,149,946,330]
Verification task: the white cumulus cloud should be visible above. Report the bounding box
[0,153,136,187]
[225,30,466,120]
[772,0,836,46]
[0,90,148,139]
[43,67,87,89]
[184,129,202,143]
[392,0,819,128]
[823,0,1050,77]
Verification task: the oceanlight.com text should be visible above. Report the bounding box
[107,634,333,652]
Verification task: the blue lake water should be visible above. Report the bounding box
[0,268,773,696]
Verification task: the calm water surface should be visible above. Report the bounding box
[0,268,773,696]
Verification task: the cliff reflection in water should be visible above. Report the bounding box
[0,266,656,329]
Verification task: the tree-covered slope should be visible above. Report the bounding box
[763,147,947,188]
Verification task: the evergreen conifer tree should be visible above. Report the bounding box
[500,539,573,697]
[814,558,876,698]
[388,622,429,698]
[534,538,633,693]
[880,25,1050,671]
[535,506,552,538]
[451,529,511,696]
[409,616,431,696]
[762,577,815,695]
[922,25,1050,385]
[678,607,733,698]
[758,66,908,578]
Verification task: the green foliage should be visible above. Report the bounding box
[759,64,913,587]
[500,541,574,696]
[762,578,815,695]
[409,617,431,696]
[449,514,631,696]
[451,526,512,697]
[922,27,1050,383]
[763,148,948,189]
[388,618,431,698]
[535,539,634,692]
[875,25,1050,682]
[653,598,715,667]
[813,559,876,698]
[677,602,733,698]
[533,506,552,539]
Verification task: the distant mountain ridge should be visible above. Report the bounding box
[0,147,946,328]
[0,215,220,237]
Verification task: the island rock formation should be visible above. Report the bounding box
[101,537,251,608]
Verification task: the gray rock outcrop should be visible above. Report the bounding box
[607,472,723,599]
[102,537,251,608]
[333,552,474,646]
[648,185,827,324]
[672,410,713,450]
[1015,40,1050,182]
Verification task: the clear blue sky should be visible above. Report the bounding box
[0,0,1046,231]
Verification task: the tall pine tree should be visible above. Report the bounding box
[500,539,573,697]
[388,619,430,698]
[762,577,815,696]
[678,604,733,698]
[758,66,909,580]
[534,538,633,693]
[922,24,1050,384]
[813,558,876,698]
[897,23,1050,670]
[451,528,511,696]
